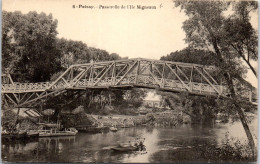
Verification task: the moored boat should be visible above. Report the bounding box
[1,130,39,141]
[39,128,78,137]
[2,132,27,139]
[110,127,117,132]
[76,125,106,133]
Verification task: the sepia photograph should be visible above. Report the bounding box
[1,0,258,163]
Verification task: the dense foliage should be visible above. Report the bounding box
[2,10,146,116]
[2,11,60,82]
[161,48,216,66]
[2,11,123,82]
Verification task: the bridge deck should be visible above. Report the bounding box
[2,75,226,95]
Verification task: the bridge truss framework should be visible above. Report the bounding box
[1,58,254,108]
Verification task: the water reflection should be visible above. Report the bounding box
[1,119,257,163]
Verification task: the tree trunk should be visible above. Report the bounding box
[52,108,60,122]
[212,39,256,156]
[243,56,257,77]
[223,61,255,157]
[235,103,256,156]
[15,107,20,128]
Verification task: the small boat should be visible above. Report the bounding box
[1,130,39,142]
[215,120,221,123]
[111,146,138,152]
[111,138,146,152]
[110,127,117,132]
[39,128,78,137]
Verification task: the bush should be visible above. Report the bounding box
[202,133,256,162]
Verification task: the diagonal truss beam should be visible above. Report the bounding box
[18,89,66,107]
[194,67,220,94]
[5,94,18,106]
[152,63,163,77]
[115,61,138,85]
[94,63,114,86]
[203,68,218,85]
[166,63,191,91]
[47,66,74,90]
[176,65,189,81]
[116,64,128,76]
[71,66,91,86]
[147,68,162,87]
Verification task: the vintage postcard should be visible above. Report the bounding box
[1,0,258,163]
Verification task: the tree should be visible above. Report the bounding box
[161,48,217,65]
[2,11,24,74]
[2,11,61,82]
[222,1,258,77]
[88,47,111,62]
[56,38,91,69]
[110,53,121,60]
[174,1,257,155]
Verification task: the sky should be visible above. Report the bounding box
[3,0,188,59]
[2,0,258,99]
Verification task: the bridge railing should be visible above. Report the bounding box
[2,75,226,95]
[4,75,257,103]
[70,75,226,95]
[2,82,51,92]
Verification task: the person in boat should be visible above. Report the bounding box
[134,141,139,147]
[139,140,145,151]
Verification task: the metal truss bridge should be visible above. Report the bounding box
[1,58,255,108]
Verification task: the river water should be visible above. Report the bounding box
[1,118,257,163]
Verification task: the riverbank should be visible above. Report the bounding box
[59,110,190,129]
[2,106,256,130]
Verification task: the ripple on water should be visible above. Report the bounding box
[159,146,183,151]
